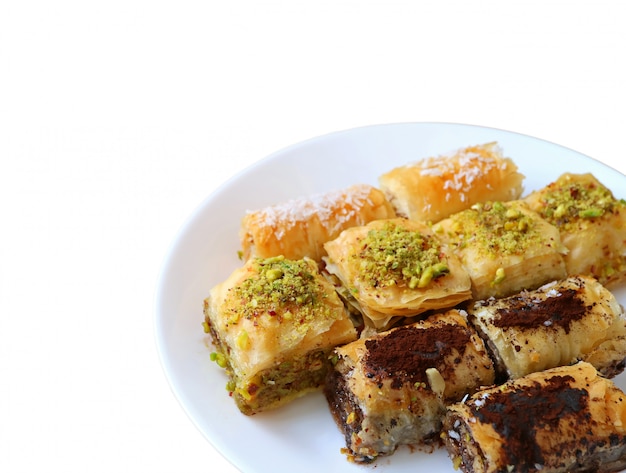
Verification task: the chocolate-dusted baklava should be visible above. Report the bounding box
[239,183,396,263]
[524,172,626,286]
[203,255,357,415]
[468,275,626,380]
[432,200,568,300]
[324,309,495,463]
[443,362,626,473]
[323,218,472,330]
[378,142,525,223]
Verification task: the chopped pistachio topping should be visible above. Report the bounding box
[354,221,448,289]
[210,351,228,368]
[228,256,332,326]
[450,202,540,256]
[535,179,623,231]
[492,267,506,285]
[202,321,210,334]
[236,330,250,350]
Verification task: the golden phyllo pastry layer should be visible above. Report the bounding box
[525,172,626,286]
[469,275,626,380]
[325,309,495,463]
[433,200,567,300]
[323,218,472,330]
[239,184,396,262]
[443,362,626,473]
[378,142,524,223]
[204,256,357,415]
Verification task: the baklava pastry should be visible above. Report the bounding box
[323,218,472,330]
[203,255,358,415]
[324,309,495,463]
[378,142,524,223]
[239,183,396,262]
[432,200,568,300]
[468,275,626,380]
[443,362,626,473]
[524,172,626,286]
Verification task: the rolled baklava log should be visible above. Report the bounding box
[442,361,626,473]
[324,309,495,463]
[378,142,525,223]
[432,200,568,300]
[524,172,626,287]
[468,275,626,381]
[203,255,358,415]
[239,183,396,262]
[323,217,472,331]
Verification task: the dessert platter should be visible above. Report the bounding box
[155,123,626,473]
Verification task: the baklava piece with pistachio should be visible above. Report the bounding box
[524,172,626,286]
[324,309,495,464]
[203,255,357,415]
[432,200,568,300]
[323,218,472,331]
[442,362,626,473]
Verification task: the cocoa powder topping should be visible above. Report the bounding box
[471,374,587,466]
[493,288,587,334]
[363,322,471,389]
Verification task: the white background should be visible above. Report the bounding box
[2,1,626,472]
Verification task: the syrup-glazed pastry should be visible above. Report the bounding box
[442,361,626,473]
[323,218,472,330]
[378,142,524,223]
[324,309,495,463]
[203,255,357,415]
[524,172,626,286]
[239,183,396,262]
[468,275,626,380]
[432,200,568,301]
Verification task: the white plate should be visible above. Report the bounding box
[155,122,626,473]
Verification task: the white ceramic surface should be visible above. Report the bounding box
[155,122,626,473]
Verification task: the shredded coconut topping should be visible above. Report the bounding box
[546,289,562,298]
[248,184,374,240]
[413,144,508,208]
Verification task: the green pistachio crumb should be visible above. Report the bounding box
[210,352,228,368]
[449,202,539,256]
[536,179,622,231]
[579,207,603,218]
[230,256,331,325]
[492,267,506,285]
[354,221,448,289]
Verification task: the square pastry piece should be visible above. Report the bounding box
[443,362,626,473]
[239,184,396,263]
[324,309,495,463]
[203,256,357,415]
[468,275,626,380]
[524,172,626,286]
[378,142,524,223]
[432,200,567,300]
[323,218,472,331]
